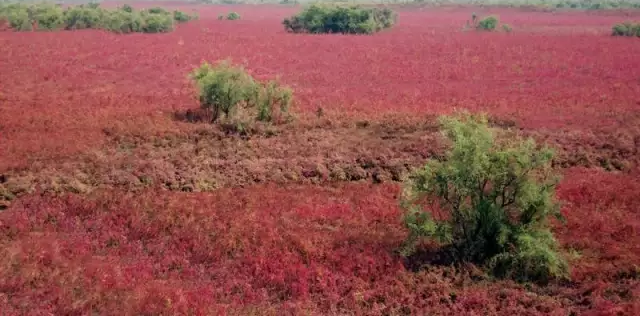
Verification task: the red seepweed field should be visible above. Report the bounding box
[1,2,640,315]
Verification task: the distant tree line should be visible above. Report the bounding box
[0,2,196,33]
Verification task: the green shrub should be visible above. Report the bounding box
[612,22,640,37]
[63,5,106,30]
[226,12,240,20]
[256,80,293,122]
[120,4,133,13]
[147,7,168,15]
[0,2,192,34]
[190,61,259,123]
[190,60,293,124]
[103,10,143,34]
[477,15,498,31]
[29,3,64,30]
[401,113,568,283]
[173,10,192,23]
[283,4,396,34]
[1,4,32,31]
[141,11,174,33]
[502,23,512,32]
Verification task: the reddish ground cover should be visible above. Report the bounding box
[0,168,638,315]
[2,4,640,169]
[1,3,639,315]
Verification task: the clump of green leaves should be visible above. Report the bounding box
[283,4,396,34]
[0,2,195,33]
[477,15,498,31]
[226,12,241,20]
[465,14,513,32]
[401,113,568,283]
[612,22,640,37]
[189,60,293,126]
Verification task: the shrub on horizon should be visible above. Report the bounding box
[0,2,194,33]
[477,15,498,31]
[283,5,396,34]
[401,113,569,283]
[612,22,640,37]
[226,12,241,20]
[141,10,174,33]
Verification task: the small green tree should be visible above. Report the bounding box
[477,15,498,31]
[64,5,106,30]
[401,113,568,283]
[147,7,168,15]
[141,12,173,33]
[190,60,259,122]
[120,4,133,13]
[103,9,143,34]
[612,22,640,37]
[256,80,293,122]
[173,10,192,23]
[29,3,64,30]
[283,5,396,34]
[226,12,240,20]
[189,60,293,125]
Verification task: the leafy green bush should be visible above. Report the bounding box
[256,80,293,122]
[190,60,293,124]
[173,10,192,23]
[29,3,64,30]
[226,12,240,20]
[103,10,143,34]
[63,5,106,30]
[141,11,173,33]
[147,7,169,15]
[477,15,498,31]
[1,4,32,31]
[612,22,640,37]
[0,2,193,34]
[401,113,568,283]
[120,4,134,13]
[283,4,396,34]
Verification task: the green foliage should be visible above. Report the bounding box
[0,2,193,34]
[226,12,241,20]
[29,3,64,30]
[146,7,168,15]
[502,23,512,32]
[283,4,396,34]
[103,10,142,34]
[190,61,259,123]
[256,80,293,122]
[140,10,174,33]
[0,4,32,31]
[401,113,568,283]
[120,4,133,13]
[477,15,498,31]
[173,10,192,23]
[189,60,293,125]
[63,5,106,30]
[612,22,640,37]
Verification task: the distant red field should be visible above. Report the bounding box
[2,4,640,169]
[1,3,639,315]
